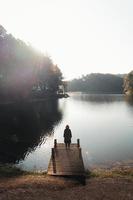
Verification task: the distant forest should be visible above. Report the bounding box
[67,73,125,94]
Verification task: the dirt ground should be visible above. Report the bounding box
[0,175,133,200]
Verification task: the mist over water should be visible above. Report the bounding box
[0,93,133,171]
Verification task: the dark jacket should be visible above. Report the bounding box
[64,128,72,143]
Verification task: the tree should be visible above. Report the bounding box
[67,73,123,94]
[0,25,6,37]
[124,71,133,95]
[38,57,62,94]
[0,25,63,101]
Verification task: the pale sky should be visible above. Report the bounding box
[0,0,133,79]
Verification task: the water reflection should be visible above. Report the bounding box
[0,99,62,164]
[70,93,124,104]
[2,93,133,170]
[53,93,133,169]
[124,95,133,106]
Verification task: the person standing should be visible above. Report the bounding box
[63,125,72,148]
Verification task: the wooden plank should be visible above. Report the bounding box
[47,142,85,176]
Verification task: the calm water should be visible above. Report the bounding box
[1,93,133,170]
[19,93,133,170]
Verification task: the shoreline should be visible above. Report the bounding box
[0,166,133,200]
[0,164,133,178]
[0,93,69,105]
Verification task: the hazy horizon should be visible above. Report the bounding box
[1,0,133,79]
[65,72,126,81]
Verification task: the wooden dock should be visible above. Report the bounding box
[47,139,85,176]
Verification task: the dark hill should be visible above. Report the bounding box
[67,73,124,94]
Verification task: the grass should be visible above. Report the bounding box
[0,164,47,177]
[86,168,133,178]
[0,164,24,177]
[0,164,133,179]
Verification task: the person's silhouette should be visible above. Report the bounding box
[63,125,72,148]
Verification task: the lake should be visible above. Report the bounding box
[19,93,133,171]
[0,93,133,171]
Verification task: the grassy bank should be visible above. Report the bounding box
[0,164,46,177]
[0,164,133,179]
[0,165,133,200]
[87,167,133,178]
[0,164,25,177]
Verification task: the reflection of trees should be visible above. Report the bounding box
[124,96,133,116]
[0,100,62,163]
[124,95,133,106]
[71,93,124,104]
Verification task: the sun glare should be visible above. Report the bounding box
[1,0,133,79]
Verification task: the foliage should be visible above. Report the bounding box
[0,164,24,177]
[124,71,133,95]
[38,57,62,94]
[67,73,124,94]
[0,25,62,102]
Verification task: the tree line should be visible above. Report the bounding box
[67,73,124,94]
[1,23,133,99]
[68,72,133,95]
[0,25,63,102]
